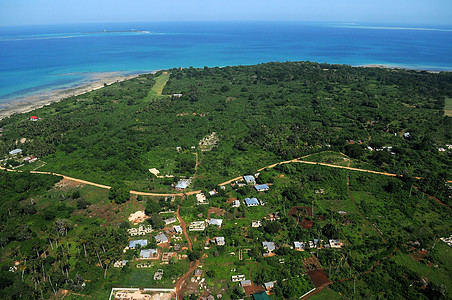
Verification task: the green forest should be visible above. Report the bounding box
[0,62,451,299]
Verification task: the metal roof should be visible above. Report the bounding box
[262,241,276,251]
[255,184,269,191]
[243,175,255,184]
[245,197,260,205]
[155,233,168,243]
[209,218,223,226]
[129,239,148,248]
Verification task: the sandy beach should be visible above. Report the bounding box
[0,72,142,120]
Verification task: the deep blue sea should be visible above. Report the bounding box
[1,21,452,103]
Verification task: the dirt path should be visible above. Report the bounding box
[218,154,452,187]
[174,198,198,299]
[3,151,450,200]
[176,206,192,251]
[175,260,200,299]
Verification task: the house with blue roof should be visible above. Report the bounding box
[245,197,260,207]
[155,233,169,244]
[262,241,276,252]
[175,179,191,189]
[140,249,158,259]
[129,239,148,249]
[209,218,223,227]
[255,184,269,192]
[243,175,256,185]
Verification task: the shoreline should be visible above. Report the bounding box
[0,62,450,121]
[0,72,148,120]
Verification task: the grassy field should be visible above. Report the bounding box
[445,97,452,116]
[144,72,171,100]
[309,288,343,300]
[393,247,452,294]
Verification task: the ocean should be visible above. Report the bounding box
[1,21,452,103]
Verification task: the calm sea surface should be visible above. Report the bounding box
[1,21,452,102]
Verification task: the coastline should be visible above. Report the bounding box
[0,61,449,121]
[0,72,144,120]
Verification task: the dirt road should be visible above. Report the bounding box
[175,260,200,299]
[176,206,192,251]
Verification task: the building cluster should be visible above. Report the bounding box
[127,225,153,236]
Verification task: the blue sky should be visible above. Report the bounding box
[0,0,451,26]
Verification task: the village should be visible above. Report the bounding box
[110,171,344,300]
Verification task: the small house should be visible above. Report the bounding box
[173,225,182,234]
[240,280,252,287]
[232,200,240,207]
[30,116,39,121]
[209,218,223,227]
[216,237,225,246]
[154,233,169,244]
[262,241,276,252]
[175,179,191,189]
[140,249,158,259]
[244,175,256,185]
[164,217,177,225]
[255,184,269,192]
[294,241,305,251]
[129,239,148,249]
[208,190,216,196]
[264,281,275,291]
[329,239,342,248]
[245,197,260,207]
[172,93,183,98]
[9,149,22,156]
[194,269,203,277]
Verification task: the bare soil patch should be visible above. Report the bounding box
[307,270,331,288]
[303,257,331,288]
[288,206,314,229]
[208,207,225,218]
[53,178,84,190]
[243,284,266,296]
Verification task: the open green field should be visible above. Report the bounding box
[144,72,171,100]
[445,97,452,116]
[309,288,343,300]
[393,242,452,295]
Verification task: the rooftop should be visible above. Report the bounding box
[245,197,260,206]
[129,239,148,248]
[175,179,191,189]
[209,218,223,227]
[244,175,256,184]
[255,184,269,191]
[155,233,168,243]
[262,241,276,251]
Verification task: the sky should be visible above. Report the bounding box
[0,0,451,26]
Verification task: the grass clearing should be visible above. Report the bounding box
[309,287,343,300]
[445,97,452,116]
[144,72,171,100]
[393,251,452,294]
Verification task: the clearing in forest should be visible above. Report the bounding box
[445,97,452,116]
[144,72,171,100]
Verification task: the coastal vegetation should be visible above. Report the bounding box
[0,62,451,299]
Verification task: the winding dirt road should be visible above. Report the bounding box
[2,153,451,197]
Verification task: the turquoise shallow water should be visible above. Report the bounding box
[0,21,452,103]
